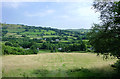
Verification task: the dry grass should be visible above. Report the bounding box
[2,53,117,77]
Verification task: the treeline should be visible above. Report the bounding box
[38,41,86,52]
[2,36,87,55]
[2,37,38,55]
[1,23,91,55]
[2,45,38,55]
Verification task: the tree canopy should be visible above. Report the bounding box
[88,1,120,58]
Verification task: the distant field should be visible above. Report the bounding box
[2,53,117,77]
[38,50,50,53]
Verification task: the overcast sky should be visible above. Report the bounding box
[2,1,100,29]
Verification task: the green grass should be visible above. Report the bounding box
[69,51,88,53]
[20,30,56,35]
[25,35,59,39]
[20,32,42,35]
[38,49,50,53]
[43,35,59,38]
[2,53,117,77]
[60,40,69,42]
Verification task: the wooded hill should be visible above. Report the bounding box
[1,23,91,55]
[2,23,89,39]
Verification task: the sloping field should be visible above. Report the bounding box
[2,53,117,77]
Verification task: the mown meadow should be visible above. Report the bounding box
[2,53,117,77]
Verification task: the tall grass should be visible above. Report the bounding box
[2,53,117,77]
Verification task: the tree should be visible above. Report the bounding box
[88,1,120,58]
[50,46,53,53]
[30,45,38,54]
[80,42,86,51]
[21,34,27,37]
[5,42,13,46]
[2,29,8,36]
[55,47,58,52]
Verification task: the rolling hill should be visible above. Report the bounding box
[1,23,89,39]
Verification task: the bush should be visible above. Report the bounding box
[86,49,92,52]
[12,43,20,47]
[5,42,13,46]
[112,60,120,72]
[3,45,38,55]
[21,34,27,37]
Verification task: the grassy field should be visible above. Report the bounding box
[2,53,117,77]
[38,50,50,53]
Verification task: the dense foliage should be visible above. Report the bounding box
[88,1,120,72]
[1,23,90,55]
[88,1,120,58]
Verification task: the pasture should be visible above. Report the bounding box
[2,53,117,77]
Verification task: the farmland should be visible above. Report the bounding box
[2,23,90,55]
[1,23,119,77]
[1,1,120,78]
[2,53,117,77]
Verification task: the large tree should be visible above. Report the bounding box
[88,1,120,58]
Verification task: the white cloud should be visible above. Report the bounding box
[59,15,70,19]
[46,10,55,14]
[63,2,100,18]
[2,2,23,9]
[76,6,99,17]
[25,9,55,17]
[1,0,43,2]
[1,0,94,2]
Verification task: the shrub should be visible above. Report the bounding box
[3,45,38,55]
[112,60,120,72]
[21,34,27,37]
[5,42,13,46]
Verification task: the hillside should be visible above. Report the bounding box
[1,23,89,39]
[67,29,90,33]
[1,23,92,55]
